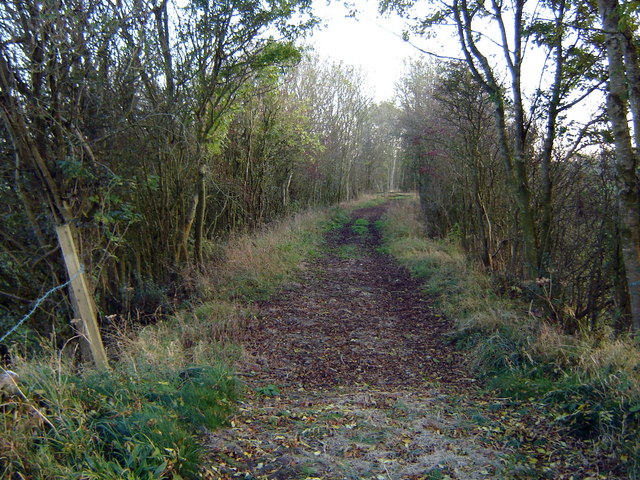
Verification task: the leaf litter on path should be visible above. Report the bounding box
[204,203,623,480]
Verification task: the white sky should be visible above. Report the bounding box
[306,0,423,102]
[305,0,602,124]
[305,0,547,103]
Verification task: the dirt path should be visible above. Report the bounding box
[205,203,615,480]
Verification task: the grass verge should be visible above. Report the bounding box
[2,358,237,479]
[202,209,329,302]
[380,198,640,478]
[1,207,332,479]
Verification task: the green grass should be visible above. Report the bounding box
[323,206,351,232]
[333,243,361,259]
[1,360,238,479]
[255,384,281,397]
[351,195,388,209]
[351,218,370,236]
[425,467,446,480]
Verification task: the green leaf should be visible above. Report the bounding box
[153,460,168,476]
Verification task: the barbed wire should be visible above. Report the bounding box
[0,269,83,344]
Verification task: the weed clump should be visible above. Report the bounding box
[351,218,370,236]
[1,359,238,478]
[324,206,351,231]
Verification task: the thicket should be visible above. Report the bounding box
[385,0,640,336]
[0,1,399,355]
[1,205,331,478]
[381,199,640,477]
[395,58,631,336]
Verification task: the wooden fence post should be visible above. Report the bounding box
[55,224,109,370]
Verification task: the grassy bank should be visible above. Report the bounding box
[380,198,640,477]
[1,208,331,479]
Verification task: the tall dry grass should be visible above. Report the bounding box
[381,198,640,475]
[1,202,336,478]
[212,209,328,298]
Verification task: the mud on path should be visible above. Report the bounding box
[205,203,609,480]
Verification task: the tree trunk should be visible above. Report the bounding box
[472,166,491,269]
[283,171,293,208]
[538,1,566,274]
[507,0,539,277]
[598,0,640,332]
[153,0,175,101]
[492,99,538,277]
[177,192,199,264]
[389,150,398,192]
[453,0,539,277]
[194,165,206,265]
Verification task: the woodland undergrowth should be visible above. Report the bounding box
[380,198,640,477]
[0,206,333,479]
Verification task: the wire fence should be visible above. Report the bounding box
[0,270,82,344]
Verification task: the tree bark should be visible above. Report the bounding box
[177,192,199,264]
[538,1,567,274]
[194,165,206,265]
[153,0,175,101]
[453,0,539,277]
[598,0,640,332]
